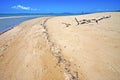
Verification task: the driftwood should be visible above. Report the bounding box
[62,22,71,27]
[75,15,111,25]
[103,15,111,19]
[75,18,90,25]
[94,15,111,24]
[75,17,80,25]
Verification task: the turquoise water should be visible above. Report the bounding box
[0,15,44,33]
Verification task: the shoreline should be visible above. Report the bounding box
[0,16,46,34]
[0,26,14,35]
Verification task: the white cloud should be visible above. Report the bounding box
[12,5,40,11]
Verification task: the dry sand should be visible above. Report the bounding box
[0,12,120,80]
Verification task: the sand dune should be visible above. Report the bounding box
[0,12,120,80]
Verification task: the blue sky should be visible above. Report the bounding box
[0,0,120,13]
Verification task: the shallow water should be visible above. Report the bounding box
[0,15,43,33]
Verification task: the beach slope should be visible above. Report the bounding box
[0,12,120,80]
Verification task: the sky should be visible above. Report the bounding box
[0,0,120,13]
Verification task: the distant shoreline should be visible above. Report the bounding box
[0,15,45,20]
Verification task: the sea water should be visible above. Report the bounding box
[0,14,44,33]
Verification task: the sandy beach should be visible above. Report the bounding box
[0,12,120,80]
